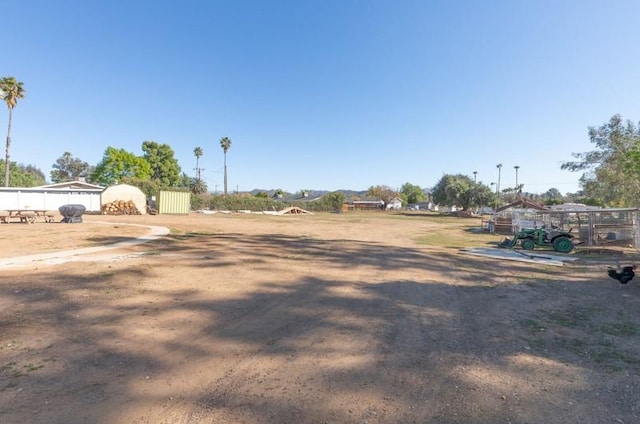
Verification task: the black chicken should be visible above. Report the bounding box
[607,265,636,284]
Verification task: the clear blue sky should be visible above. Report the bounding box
[4,0,640,195]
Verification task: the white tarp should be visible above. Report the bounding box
[459,247,580,266]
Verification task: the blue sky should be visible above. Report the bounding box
[4,0,640,194]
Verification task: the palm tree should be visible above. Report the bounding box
[189,177,208,194]
[219,137,232,195]
[193,146,204,180]
[1,77,26,187]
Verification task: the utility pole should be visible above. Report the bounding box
[193,166,205,181]
[495,163,502,218]
[514,165,520,200]
[490,182,496,233]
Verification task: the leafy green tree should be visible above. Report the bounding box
[91,147,152,186]
[367,185,400,204]
[1,76,26,187]
[178,172,191,188]
[219,137,232,195]
[561,115,640,206]
[142,141,181,187]
[50,152,91,183]
[21,164,46,186]
[121,176,160,198]
[400,182,426,204]
[501,184,525,203]
[190,193,208,210]
[0,160,46,187]
[322,191,345,211]
[541,187,563,202]
[432,174,494,211]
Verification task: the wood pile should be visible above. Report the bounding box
[101,200,141,215]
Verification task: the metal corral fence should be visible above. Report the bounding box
[493,207,640,248]
[534,208,639,248]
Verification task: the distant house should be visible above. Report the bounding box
[385,197,403,210]
[433,205,459,213]
[416,201,434,211]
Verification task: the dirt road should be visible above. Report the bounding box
[1,213,639,423]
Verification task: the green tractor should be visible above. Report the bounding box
[501,227,576,253]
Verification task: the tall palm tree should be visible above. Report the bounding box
[219,137,232,195]
[1,77,26,187]
[193,146,204,180]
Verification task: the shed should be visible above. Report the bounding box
[157,190,190,214]
[493,200,549,234]
[342,200,384,212]
[496,199,548,213]
[101,184,147,215]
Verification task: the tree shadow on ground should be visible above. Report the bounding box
[1,232,639,423]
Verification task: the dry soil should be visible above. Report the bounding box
[1,212,639,424]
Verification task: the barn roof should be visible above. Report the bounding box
[497,199,548,212]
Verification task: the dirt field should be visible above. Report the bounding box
[1,212,639,424]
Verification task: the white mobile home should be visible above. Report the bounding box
[0,181,105,212]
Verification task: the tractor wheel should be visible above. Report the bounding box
[521,238,535,250]
[553,236,574,253]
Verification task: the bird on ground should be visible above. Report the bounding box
[607,265,636,284]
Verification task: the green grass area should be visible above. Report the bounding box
[415,228,503,249]
[545,307,595,328]
[324,211,503,248]
[600,321,639,336]
[519,318,546,333]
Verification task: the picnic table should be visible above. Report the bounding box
[0,209,56,224]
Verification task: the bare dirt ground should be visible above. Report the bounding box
[1,212,639,424]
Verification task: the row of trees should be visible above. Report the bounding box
[85,137,232,197]
[0,159,46,187]
[182,114,640,210]
[2,76,637,209]
[1,75,238,196]
[191,190,345,212]
[429,115,640,211]
[364,183,429,206]
[1,139,233,198]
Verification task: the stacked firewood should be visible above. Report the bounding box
[101,200,141,215]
